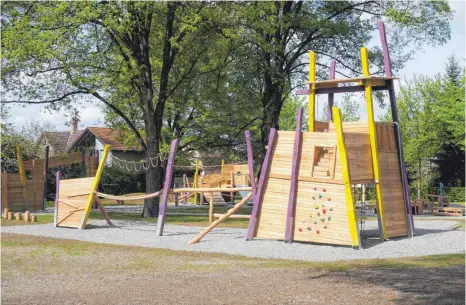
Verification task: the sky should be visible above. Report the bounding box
[5,0,466,132]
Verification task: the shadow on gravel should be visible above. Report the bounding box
[359,227,452,249]
[314,266,465,305]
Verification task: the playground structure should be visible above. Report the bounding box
[244,20,414,248]
[50,21,437,249]
[2,145,98,213]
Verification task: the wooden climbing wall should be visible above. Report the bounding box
[376,123,408,238]
[255,131,355,246]
[55,177,94,228]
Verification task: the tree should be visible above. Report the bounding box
[397,64,465,196]
[1,2,233,217]
[233,1,453,154]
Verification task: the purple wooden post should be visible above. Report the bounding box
[284,108,303,243]
[156,139,180,236]
[54,170,61,227]
[244,131,257,193]
[379,20,414,237]
[327,61,336,122]
[246,128,278,240]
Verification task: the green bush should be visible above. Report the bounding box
[100,166,145,195]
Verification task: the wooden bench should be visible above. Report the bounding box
[411,199,424,215]
[433,207,465,217]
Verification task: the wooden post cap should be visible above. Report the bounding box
[3,208,9,219]
[24,211,30,222]
[7,212,14,220]
[15,212,22,221]
[31,215,37,223]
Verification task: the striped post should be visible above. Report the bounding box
[284,107,303,243]
[156,139,180,236]
[246,128,278,240]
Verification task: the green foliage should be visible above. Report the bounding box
[398,56,465,193]
[337,94,361,122]
[101,167,145,196]
[1,118,55,172]
[279,96,308,131]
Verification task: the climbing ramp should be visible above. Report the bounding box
[252,122,359,247]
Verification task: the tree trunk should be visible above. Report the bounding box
[417,158,421,199]
[259,82,283,165]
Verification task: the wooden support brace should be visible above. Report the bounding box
[95,196,113,226]
[188,192,252,244]
[246,128,278,240]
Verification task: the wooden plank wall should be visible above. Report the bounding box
[56,177,95,228]
[376,123,408,238]
[329,122,374,183]
[255,131,354,246]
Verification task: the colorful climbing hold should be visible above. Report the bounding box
[320,218,325,222]
[324,225,327,229]
[309,214,313,218]
[328,198,331,201]
[314,220,318,225]
[312,196,315,200]
[307,227,312,231]
[316,230,320,234]
[298,228,302,232]
[317,212,320,217]
[313,187,317,191]
[318,194,323,199]
[328,216,332,221]
[330,207,333,211]
[314,205,319,209]
[323,188,326,192]
[322,209,326,214]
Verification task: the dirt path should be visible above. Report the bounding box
[1,233,464,305]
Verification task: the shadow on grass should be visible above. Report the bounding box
[317,262,465,304]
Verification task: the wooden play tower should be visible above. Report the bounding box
[246,21,414,248]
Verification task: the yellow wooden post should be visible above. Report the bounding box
[361,47,386,240]
[308,51,316,132]
[332,107,360,248]
[220,159,224,187]
[16,145,29,210]
[193,159,199,205]
[79,145,111,229]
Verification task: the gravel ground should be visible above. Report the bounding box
[2,219,464,262]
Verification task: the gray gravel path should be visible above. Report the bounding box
[2,219,464,262]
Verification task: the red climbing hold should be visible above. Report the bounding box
[322,209,326,214]
[324,226,327,229]
[323,188,326,192]
[316,230,320,234]
[298,228,302,232]
[328,198,331,201]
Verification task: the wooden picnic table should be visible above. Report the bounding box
[426,194,450,209]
